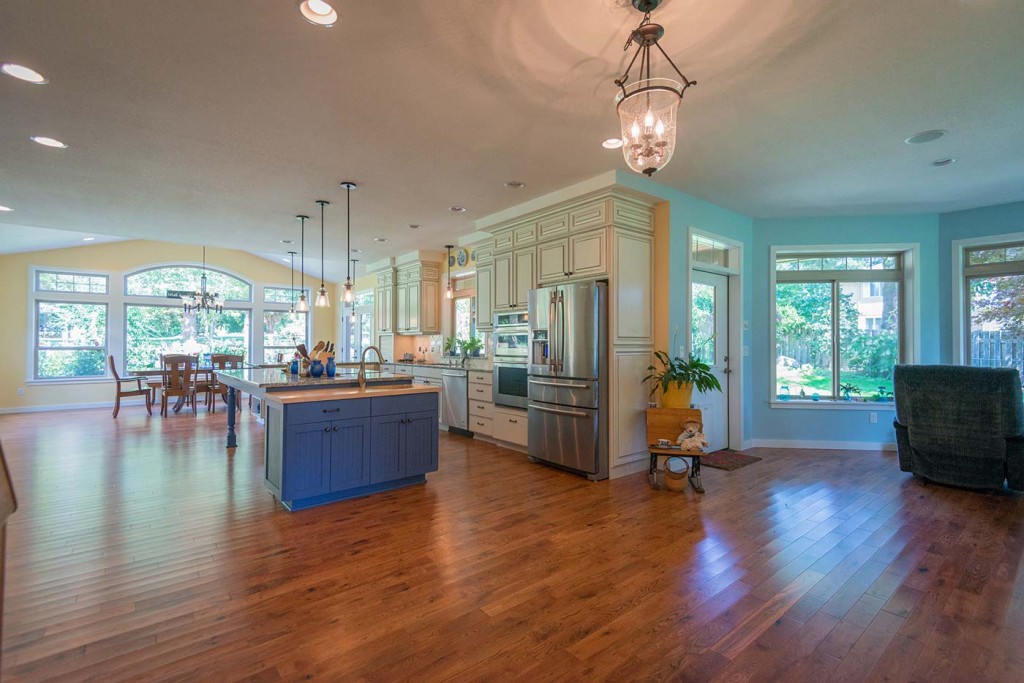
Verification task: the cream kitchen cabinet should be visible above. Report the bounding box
[513,247,535,309]
[536,230,608,284]
[375,268,396,335]
[493,252,512,311]
[395,262,440,335]
[476,263,494,331]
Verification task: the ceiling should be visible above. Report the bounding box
[1,0,1022,279]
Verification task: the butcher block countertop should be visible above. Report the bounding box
[263,383,440,406]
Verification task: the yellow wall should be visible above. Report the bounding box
[0,239,336,411]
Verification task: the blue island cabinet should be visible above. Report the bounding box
[264,392,438,511]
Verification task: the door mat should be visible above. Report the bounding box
[700,449,762,471]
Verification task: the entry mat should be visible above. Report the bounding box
[701,449,762,471]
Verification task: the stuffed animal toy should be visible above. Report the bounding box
[676,420,709,451]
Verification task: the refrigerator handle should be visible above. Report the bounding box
[548,291,557,370]
[557,290,566,372]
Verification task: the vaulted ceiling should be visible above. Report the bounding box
[2,0,1022,277]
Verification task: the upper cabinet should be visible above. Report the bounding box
[375,268,396,335]
[492,247,535,311]
[394,261,440,335]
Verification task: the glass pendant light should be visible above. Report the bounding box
[314,200,330,308]
[612,0,696,176]
[349,259,358,322]
[444,244,454,299]
[340,181,356,303]
[295,215,310,312]
[287,250,297,313]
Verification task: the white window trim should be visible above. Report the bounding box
[767,243,920,409]
[951,231,1024,366]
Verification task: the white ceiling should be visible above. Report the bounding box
[1,0,1022,278]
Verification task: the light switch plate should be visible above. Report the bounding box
[869,412,878,424]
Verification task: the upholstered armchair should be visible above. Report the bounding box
[893,364,1024,491]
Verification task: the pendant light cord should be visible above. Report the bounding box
[346,186,351,283]
[320,201,326,289]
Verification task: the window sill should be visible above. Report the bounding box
[26,377,111,386]
[770,400,895,411]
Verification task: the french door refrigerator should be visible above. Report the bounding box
[527,281,609,481]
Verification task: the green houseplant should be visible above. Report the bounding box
[839,382,859,401]
[444,336,460,357]
[462,336,484,357]
[643,350,722,408]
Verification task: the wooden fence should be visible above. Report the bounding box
[971,330,1024,373]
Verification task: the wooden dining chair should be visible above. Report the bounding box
[108,355,152,418]
[160,354,198,417]
[211,354,245,412]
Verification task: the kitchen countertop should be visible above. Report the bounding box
[263,383,441,405]
[391,360,493,371]
[216,368,412,393]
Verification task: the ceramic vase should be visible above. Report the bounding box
[325,356,336,378]
[309,360,324,378]
[289,359,299,374]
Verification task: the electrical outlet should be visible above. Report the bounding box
[17,387,25,396]
[743,345,750,357]
[679,345,686,358]
[869,412,877,424]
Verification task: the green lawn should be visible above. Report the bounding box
[777,368,893,400]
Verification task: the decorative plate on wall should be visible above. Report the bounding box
[456,248,469,267]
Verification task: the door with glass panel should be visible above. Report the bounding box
[691,270,729,452]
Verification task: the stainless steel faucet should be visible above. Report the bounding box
[358,345,385,388]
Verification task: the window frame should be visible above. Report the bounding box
[35,269,109,295]
[342,290,374,362]
[953,232,1024,368]
[123,263,253,303]
[33,299,109,381]
[769,244,920,410]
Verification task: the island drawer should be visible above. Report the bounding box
[372,393,437,416]
[470,416,493,437]
[469,382,492,401]
[469,400,493,419]
[468,371,492,385]
[286,399,371,425]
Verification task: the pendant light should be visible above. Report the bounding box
[348,259,358,323]
[295,215,310,312]
[340,181,356,303]
[287,250,298,313]
[444,244,454,299]
[612,0,696,176]
[314,200,330,308]
[182,246,223,313]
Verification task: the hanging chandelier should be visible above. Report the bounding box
[296,215,310,312]
[613,0,696,177]
[314,200,330,308]
[340,181,357,303]
[182,246,223,313]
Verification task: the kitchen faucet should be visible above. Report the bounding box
[358,345,385,388]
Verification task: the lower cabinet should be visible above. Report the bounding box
[267,394,439,510]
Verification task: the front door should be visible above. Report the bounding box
[691,270,730,452]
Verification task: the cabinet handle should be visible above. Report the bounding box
[509,419,518,424]
[323,426,331,433]
[322,408,340,413]
[333,426,339,432]
[476,421,485,426]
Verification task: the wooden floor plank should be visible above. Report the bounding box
[0,411,1022,681]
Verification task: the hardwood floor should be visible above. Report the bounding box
[0,409,1022,681]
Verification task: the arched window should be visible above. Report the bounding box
[124,264,253,370]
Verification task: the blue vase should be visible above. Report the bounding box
[309,360,324,378]
[325,356,336,378]
[289,359,299,374]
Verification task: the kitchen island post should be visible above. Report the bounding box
[215,369,440,510]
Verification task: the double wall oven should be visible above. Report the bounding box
[492,311,529,408]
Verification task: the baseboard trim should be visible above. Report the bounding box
[0,399,146,415]
[610,458,648,480]
[751,438,896,452]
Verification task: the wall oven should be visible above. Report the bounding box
[493,311,529,408]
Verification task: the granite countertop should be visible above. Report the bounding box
[216,368,412,391]
[392,360,493,371]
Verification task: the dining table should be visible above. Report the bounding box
[141,362,259,414]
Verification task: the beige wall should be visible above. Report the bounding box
[0,240,337,411]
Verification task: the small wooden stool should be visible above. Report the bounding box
[646,407,706,493]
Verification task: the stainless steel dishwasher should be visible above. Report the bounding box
[441,370,469,433]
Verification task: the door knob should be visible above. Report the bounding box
[323,426,331,433]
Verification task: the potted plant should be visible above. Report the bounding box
[462,336,484,358]
[643,351,722,409]
[839,382,859,401]
[444,336,460,357]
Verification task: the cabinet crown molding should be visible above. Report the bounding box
[485,188,655,241]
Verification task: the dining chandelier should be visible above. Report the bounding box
[181,246,223,313]
[613,0,696,177]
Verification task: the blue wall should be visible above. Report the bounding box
[614,171,756,439]
[938,201,1024,363]
[750,214,941,445]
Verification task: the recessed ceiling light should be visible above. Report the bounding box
[30,136,67,148]
[282,257,290,262]
[602,138,624,149]
[932,157,957,167]
[82,237,95,242]
[0,205,12,212]
[374,238,388,243]
[1,63,47,84]
[409,224,421,229]
[298,0,337,26]
[905,130,946,145]
[280,239,293,244]
[449,206,467,213]
[351,248,362,254]
[504,181,525,189]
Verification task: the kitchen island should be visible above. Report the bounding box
[217,369,440,510]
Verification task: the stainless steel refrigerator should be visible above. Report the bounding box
[527,281,609,480]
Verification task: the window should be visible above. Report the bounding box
[775,251,904,401]
[691,235,732,268]
[125,305,250,370]
[263,311,307,363]
[264,286,309,305]
[964,241,1024,375]
[126,266,251,302]
[343,291,374,362]
[36,270,108,294]
[35,301,107,379]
